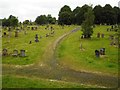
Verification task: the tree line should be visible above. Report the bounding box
[58,4,120,25]
[2,4,120,27]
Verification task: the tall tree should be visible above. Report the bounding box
[81,6,95,38]
[58,5,72,25]
[2,15,18,27]
[35,15,47,25]
[93,5,103,24]
[8,15,18,27]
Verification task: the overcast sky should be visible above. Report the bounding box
[0,0,119,22]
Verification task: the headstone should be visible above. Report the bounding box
[20,50,26,57]
[95,50,100,57]
[15,31,18,37]
[29,41,32,44]
[35,34,39,42]
[81,35,84,39]
[107,28,109,31]
[2,48,8,56]
[101,34,104,38]
[31,27,34,30]
[12,50,18,56]
[80,43,82,50]
[99,48,105,55]
[97,33,100,38]
[110,41,114,46]
[46,34,49,37]
[109,35,114,40]
[4,32,7,36]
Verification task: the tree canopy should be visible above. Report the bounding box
[81,6,95,38]
[2,15,18,27]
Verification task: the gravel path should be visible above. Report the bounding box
[2,27,118,88]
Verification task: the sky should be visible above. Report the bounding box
[0,0,119,22]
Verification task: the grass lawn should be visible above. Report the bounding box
[2,75,95,88]
[56,25,118,76]
[2,25,76,65]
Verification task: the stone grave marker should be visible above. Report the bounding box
[97,33,100,38]
[109,35,114,40]
[15,31,18,37]
[99,48,105,55]
[2,48,8,56]
[101,34,104,38]
[95,50,100,57]
[20,50,26,57]
[12,50,18,56]
[35,34,39,42]
[29,41,32,44]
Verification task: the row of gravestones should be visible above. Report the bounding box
[95,48,105,57]
[30,31,55,44]
[109,35,119,47]
[3,30,27,37]
[2,48,26,57]
[97,33,104,38]
[107,25,118,32]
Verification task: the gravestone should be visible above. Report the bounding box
[109,35,114,40]
[101,34,104,38]
[15,31,18,37]
[95,50,100,57]
[4,32,7,36]
[110,41,114,46]
[99,48,105,55]
[29,41,32,44]
[35,34,39,42]
[20,50,26,57]
[81,35,84,39]
[46,34,49,37]
[97,33,100,38]
[2,48,8,56]
[12,50,18,56]
[80,43,82,50]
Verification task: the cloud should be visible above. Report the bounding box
[0,0,119,22]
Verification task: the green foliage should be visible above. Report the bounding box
[23,20,30,25]
[58,5,72,25]
[81,6,95,38]
[2,15,18,27]
[35,15,48,25]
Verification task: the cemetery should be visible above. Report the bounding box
[1,2,119,89]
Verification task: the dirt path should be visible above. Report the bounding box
[2,27,118,88]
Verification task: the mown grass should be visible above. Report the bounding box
[2,75,95,88]
[56,25,118,76]
[2,25,76,65]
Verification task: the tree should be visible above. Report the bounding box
[72,6,81,24]
[35,15,47,25]
[8,15,18,27]
[2,18,10,27]
[93,5,103,24]
[81,6,95,38]
[47,14,56,24]
[2,15,18,27]
[58,5,72,25]
[102,4,116,25]
[23,20,30,25]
